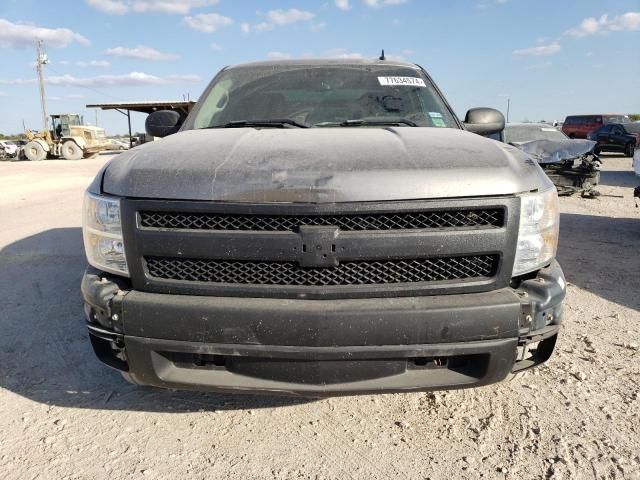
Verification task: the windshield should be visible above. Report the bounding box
[189,64,458,129]
[504,125,567,143]
[604,115,630,124]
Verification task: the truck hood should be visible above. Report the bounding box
[102,127,546,203]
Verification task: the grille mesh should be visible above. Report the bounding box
[140,209,504,232]
[145,255,498,287]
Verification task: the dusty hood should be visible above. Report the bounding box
[102,127,545,203]
[514,139,596,164]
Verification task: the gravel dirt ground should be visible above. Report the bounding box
[1,153,639,480]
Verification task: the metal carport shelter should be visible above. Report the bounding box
[86,100,196,147]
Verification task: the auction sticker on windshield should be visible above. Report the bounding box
[378,76,426,87]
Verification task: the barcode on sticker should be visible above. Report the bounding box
[378,76,426,87]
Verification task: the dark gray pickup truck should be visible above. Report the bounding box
[82,59,565,396]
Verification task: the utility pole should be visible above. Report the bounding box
[506,97,511,123]
[36,40,49,132]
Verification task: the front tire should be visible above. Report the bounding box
[24,141,47,161]
[625,143,635,157]
[61,141,83,160]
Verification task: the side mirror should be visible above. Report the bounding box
[145,110,183,138]
[463,108,505,136]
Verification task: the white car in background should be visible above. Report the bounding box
[0,140,19,156]
[105,139,130,151]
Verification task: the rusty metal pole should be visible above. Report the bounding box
[127,110,132,148]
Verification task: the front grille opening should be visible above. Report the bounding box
[145,255,499,287]
[162,352,228,369]
[140,208,504,232]
[409,354,489,378]
[411,357,448,368]
[162,352,491,383]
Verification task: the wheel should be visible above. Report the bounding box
[24,141,47,161]
[61,141,83,160]
[624,143,635,157]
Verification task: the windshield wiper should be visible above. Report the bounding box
[315,118,418,127]
[208,119,310,129]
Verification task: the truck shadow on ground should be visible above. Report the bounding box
[0,228,312,412]
[597,168,639,189]
[557,213,639,312]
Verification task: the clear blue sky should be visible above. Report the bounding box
[1,0,639,135]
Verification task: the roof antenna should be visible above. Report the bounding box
[379,49,386,61]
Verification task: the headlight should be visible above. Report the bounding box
[82,192,129,276]
[513,187,559,276]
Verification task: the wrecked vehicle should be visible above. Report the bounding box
[0,140,19,157]
[0,145,11,161]
[496,123,601,197]
[82,59,565,396]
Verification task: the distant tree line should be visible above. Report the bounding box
[629,114,640,122]
[0,133,27,140]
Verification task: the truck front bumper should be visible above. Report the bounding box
[82,261,565,396]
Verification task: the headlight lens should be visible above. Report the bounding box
[513,187,559,276]
[82,192,129,276]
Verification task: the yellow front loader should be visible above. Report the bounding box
[22,114,110,161]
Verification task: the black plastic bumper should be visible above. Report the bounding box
[82,261,565,396]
